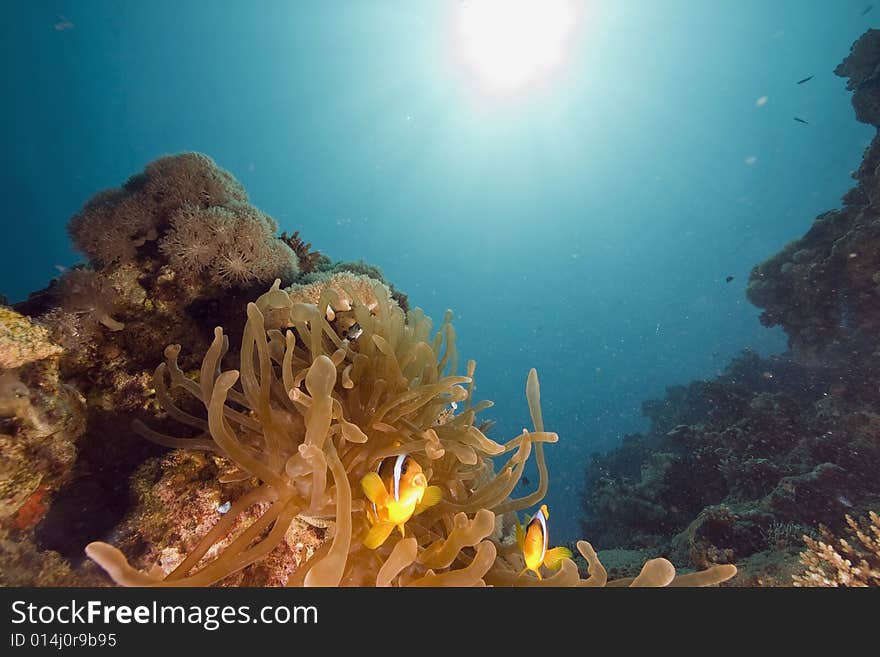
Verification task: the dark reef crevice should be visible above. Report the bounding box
[34,409,167,565]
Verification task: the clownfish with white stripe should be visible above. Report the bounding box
[516,504,573,579]
[360,453,442,549]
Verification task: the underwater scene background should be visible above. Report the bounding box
[1,1,879,586]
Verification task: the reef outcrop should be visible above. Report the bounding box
[747,28,880,362]
[580,29,880,585]
[2,153,735,587]
[2,154,334,584]
[0,308,94,584]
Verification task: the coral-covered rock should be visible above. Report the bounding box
[2,154,321,586]
[0,308,92,585]
[762,463,850,525]
[581,29,880,584]
[836,28,880,125]
[68,153,248,268]
[748,28,880,360]
[581,349,880,577]
[0,309,82,525]
[102,450,325,587]
[66,152,299,296]
[0,306,62,369]
[19,154,308,404]
[1,154,425,587]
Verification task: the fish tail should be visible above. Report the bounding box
[363,522,395,550]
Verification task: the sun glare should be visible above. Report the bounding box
[456,0,579,93]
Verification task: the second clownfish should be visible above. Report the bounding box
[516,504,573,579]
[360,453,442,549]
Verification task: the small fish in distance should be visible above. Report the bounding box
[796,75,814,84]
[725,275,734,283]
[794,117,809,124]
[53,15,74,31]
[862,5,873,16]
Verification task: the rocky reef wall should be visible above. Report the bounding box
[580,29,880,585]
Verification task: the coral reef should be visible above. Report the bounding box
[794,511,880,586]
[22,153,304,391]
[0,306,63,369]
[0,309,82,523]
[580,28,880,584]
[102,450,326,587]
[3,153,313,583]
[748,28,880,361]
[0,307,97,585]
[84,276,734,587]
[835,29,880,125]
[1,151,736,587]
[580,349,880,573]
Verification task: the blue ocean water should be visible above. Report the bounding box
[1,1,874,544]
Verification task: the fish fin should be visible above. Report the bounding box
[414,485,442,514]
[363,522,395,550]
[518,567,529,578]
[398,524,406,538]
[543,546,573,571]
[361,472,387,506]
[540,504,549,519]
[364,501,378,525]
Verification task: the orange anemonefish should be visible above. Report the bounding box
[516,504,573,579]
[360,453,442,549]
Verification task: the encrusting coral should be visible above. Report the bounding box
[0,308,83,523]
[0,307,93,585]
[85,275,736,587]
[0,306,63,370]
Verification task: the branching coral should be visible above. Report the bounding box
[280,231,329,276]
[793,511,880,587]
[85,275,736,587]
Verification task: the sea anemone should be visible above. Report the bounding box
[86,276,736,587]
